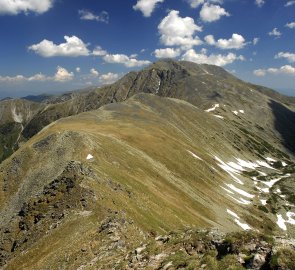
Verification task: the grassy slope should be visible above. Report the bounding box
[1,93,288,269]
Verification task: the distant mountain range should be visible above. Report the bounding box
[0,60,295,269]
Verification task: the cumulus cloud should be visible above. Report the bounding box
[54,66,74,82]
[29,36,90,57]
[200,3,229,22]
[204,33,247,49]
[254,65,295,76]
[0,0,54,15]
[103,54,151,67]
[268,28,282,38]
[79,10,109,23]
[90,68,99,76]
[182,49,244,66]
[154,48,181,58]
[0,66,74,83]
[275,52,295,63]
[99,73,119,84]
[92,46,107,56]
[76,67,81,73]
[186,0,205,8]
[285,1,295,7]
[158,10,202,49]
[253,69,266,77]
[0,73,47,83]
[286,22,295,29]
[133,0,164,17]
[253,37,259,45]
[186,0,223,8]
[255,0,265,7]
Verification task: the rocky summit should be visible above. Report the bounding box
[0,60,295,269]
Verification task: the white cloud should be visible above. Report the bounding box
[133,0,164,17]
[0,66,74,83]
[253,37,259,45]
[0,73,47,83]
[268,28,282,38]
[158,10,202,49]
[76,67,81,73]
[200,3,229,22]
[286,22,295,29]
[254,65,295,76]
[182,49,244,66]
[103,54,151,67]
[99,73,119,84]
[54,66,74,82]
[154,48,181,58]
[285,1,295,7]
[90,68,99,77]
[0,0,53,15]
[186,0,204,8]
[186,0,223,8]
[92,46,107,56]
[255,0,265,7]
[253,69,266,77]
[29,36,90,57]
[275,52,295,63]
[204,33,247,49]
[79,10,109,23]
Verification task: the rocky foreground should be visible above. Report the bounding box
[120,229,294,270]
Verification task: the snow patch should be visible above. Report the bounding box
[155,79,161,94]
[256,186,270,193]
[187,150,203,161]
[205,104,219,112]
[227,184,253,198]
[215,156,244,185]
[287,212,295,225]
[256,160,276,170]
[11,107,23,123]
[262,177,282,188]
[235,158,259,170]
[282,161,288,167]
[277,214,287,231]
[277,212,295,231]
[232,110,238,115]
[227,195,251,205]
[266,157,276,162]
[227,209,239,219]
[214,115,224,119]
[221,186,234,194]
[260,199,267,206]
[86,154,94,160]
[239,110,245,114]
[235,219,251,230]
[227,209,251,231]
[226,184,255,198]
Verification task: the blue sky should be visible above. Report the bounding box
[0,0,295,98]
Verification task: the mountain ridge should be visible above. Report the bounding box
[1,60,295,165]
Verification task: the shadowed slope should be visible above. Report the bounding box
[270,100,295,154]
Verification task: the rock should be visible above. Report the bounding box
[155,235,169,243]
[252,253,266,269]
[238,253,246,264]
[135,245,146,255]
[163,261,173,270]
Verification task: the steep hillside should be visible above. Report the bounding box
[0,93,294,269]
[0,99,44,162]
